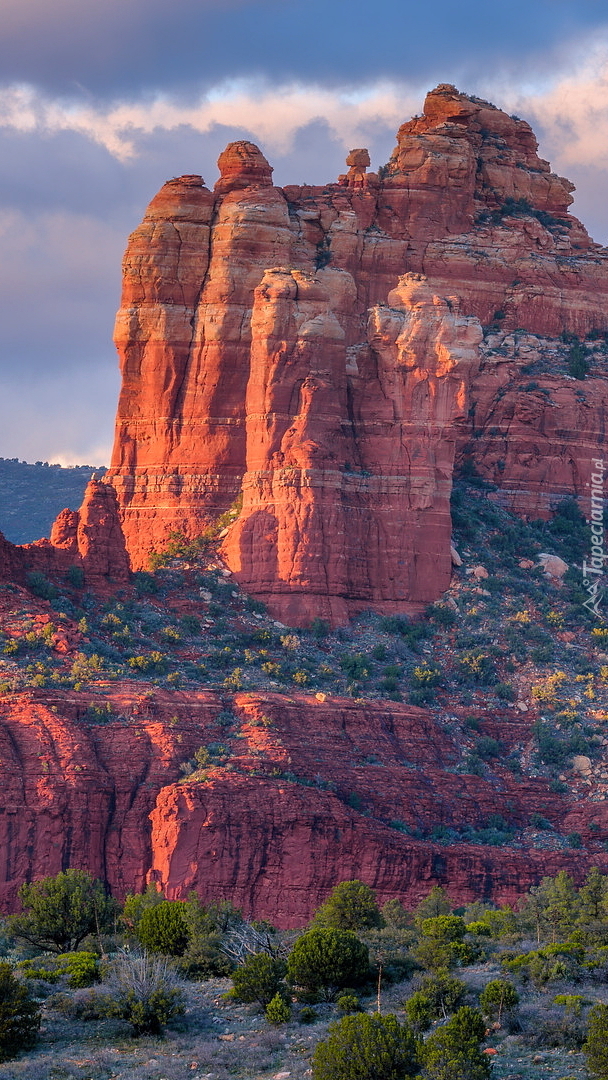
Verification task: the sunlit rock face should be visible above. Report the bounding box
[106,84,608,623]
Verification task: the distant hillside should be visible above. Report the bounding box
[0,458,105,543]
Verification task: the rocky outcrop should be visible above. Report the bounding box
[0,687,606,925]
[106,83,608,618]
[0,479,130,589]
[222,271,481,624]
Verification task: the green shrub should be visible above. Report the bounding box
[287,928,369,1001]
[25,571,57,600]
[479,978,518,1022]
[232,952,287,1007]
[56,951,100,988]
[265,992,291,1024]
[405,990,433,1031]
[103,952,185,1036]
[584,1003,608,1077]
[0,962,41,1062]
[176,933,234,980]
[299,1005,319,1023]
[136,900,190,956]
[122,884,166,931]
[421,915,466,944]
[335,992,362,1015]
[313,880,383,931]
[340,654,370,680]
[567,342,590,380]
[312,1012,420,1080]
[8,869,116,953]
[420,1006,490,1080]
[67,565,85,588]
[413,972,466,1019]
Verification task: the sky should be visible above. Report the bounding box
[2,0,608,465]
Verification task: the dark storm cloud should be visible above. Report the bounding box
[1,0,606,97]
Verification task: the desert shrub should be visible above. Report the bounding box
[265,992,291,1024]
[25,570,57,600]
[102,951,185,1036]
[287,928,370,1001]
[122,884,166,931]
[421,916,466,943]
[475,736,501,760]
[136,900,190,956]
[568,342,590,380]
[340,654,370,680]
[299,1005,319,1023]
[585,1002,608,1077]
[479,978,518,1022]
[8,869,116,953]
[419,1006,490,1080]
[426,604,457,628]
[177,933,234,979]
[405,990,433,1031]
[521,1001,586,1049]
[67,565,85,588]
[335,992,362,1015]
[232,952,287,1007]
[456,651,496,685]
[313,880,383,931]
[381,899,410,929]
[312,1012,420,1080]
[408,972,466,1022]
[0,962,41,1062]
[56,951,100,988]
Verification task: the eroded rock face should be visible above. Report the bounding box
[0,479,130,588]
[107,83,608,617]
[222,271,481,624]
[0,688,605,925]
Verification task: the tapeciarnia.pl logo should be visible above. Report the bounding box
[583,458,606,620]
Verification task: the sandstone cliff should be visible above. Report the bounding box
[106,83,608,623]
[0,685,603,926]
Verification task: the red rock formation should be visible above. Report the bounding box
[0,478,130,589]
[222,271,481,624]
[0,687,604,925]
[107,83,608,617]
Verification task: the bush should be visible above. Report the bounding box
[313,880,383,931]
[312,1012,420,1080]
[232,952,287,1007]
[103,952,185,1036]
[405,990,433,1032]
[176,933,234,980]
[585,1002,608,1077]
[56,951,100,988]
[8,869,116,953]
[265,992,291,1024]
[420,1007,490,1080]
[136,900,190,956]
[287,928,370,1001]
[335,992,363,1015]
[0,962,41,1062]
[25,571,57,600]
[67,565,85,588]
[122,884,166,931]
[479,978,518,1022]
[299,1005,319,1023]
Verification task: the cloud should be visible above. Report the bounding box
[1,0,607,97]
[0,79,416,163]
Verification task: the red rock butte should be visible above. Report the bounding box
[106,84,608,626]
